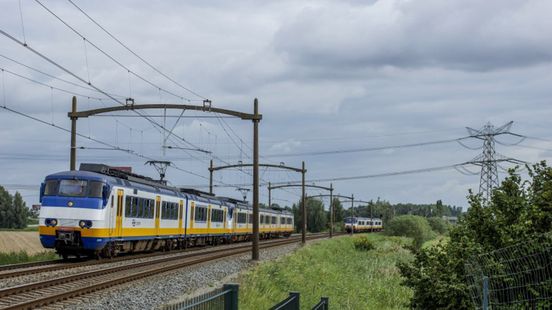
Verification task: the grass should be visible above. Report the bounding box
[0,250,58,265]
[238,233,414,310]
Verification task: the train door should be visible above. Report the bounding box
[178,200,184,235]
[155,196,161,236]
[115,189,124,238]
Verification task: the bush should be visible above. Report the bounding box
[399,162,552,309]
[385,215,435,248]
[427,217,449,234]
[353,236,375,251]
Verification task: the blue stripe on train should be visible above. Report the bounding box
[39,234,236,251]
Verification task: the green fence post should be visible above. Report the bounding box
[321,297,329,310]
[224,283,239,310]
[290,292,300,309]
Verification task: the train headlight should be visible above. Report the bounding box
[79,220,92,229]
[46,218,58,227]
[67,201,74,207]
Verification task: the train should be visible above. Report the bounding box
[344,216,383,233]
[38,163,294,259]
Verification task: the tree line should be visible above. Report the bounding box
[0,185,28,229]
[265,197,462,233]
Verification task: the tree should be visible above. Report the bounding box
[398,162,552,309]
[13,192,28,229]
[306,199,327,233]
[0,186,10,228]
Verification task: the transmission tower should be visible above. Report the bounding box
[465,121,525,200]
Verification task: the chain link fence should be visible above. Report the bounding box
[465,233,552,309]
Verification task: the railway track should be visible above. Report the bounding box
[0,233,328,280]
[0,233,338,309]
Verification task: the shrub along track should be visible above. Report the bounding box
[0,233,340,310]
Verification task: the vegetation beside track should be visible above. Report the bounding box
[0,250,57,265]
[238,233,413,309]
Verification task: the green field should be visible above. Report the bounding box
[238,234,414,309]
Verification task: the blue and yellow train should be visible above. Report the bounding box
[38,164,294,258]
[344,216,383,233]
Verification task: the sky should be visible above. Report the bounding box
[1,0,551,210]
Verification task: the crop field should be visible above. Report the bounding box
[0,231,46,254]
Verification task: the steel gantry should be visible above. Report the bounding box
[209,161,308,245]
[269,183,334,238]
[67,96,264,260]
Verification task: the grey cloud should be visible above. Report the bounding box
[273,0,552,72]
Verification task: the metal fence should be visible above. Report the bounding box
[162,283,239,310]
[270,292,329,310]
[465,233,552,309]
[270,292,300,310]
[162,284,329,310]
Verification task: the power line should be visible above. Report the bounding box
[34,0,189,102]
[257,137,469,158]
[66,0,207,100]
[0,53,126,98]
[0,66,104,100]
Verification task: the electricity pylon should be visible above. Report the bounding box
[465,121,526,200]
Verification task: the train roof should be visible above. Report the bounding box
[44,163,291,214]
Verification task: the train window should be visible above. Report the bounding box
[195,206,207,222]
[132,197,139,217]
[125,196,132,217]
[248,214,252,224]
[44,180,59,196]
[211,209,223,223]
[260,215,264,224]
[272,216,276,224]
[237,212,247,224]
[280,217,285,224]
[287,218,292,225]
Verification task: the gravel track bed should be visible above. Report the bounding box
[53,242,302,310]
[0,242,253,290]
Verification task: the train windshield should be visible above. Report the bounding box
[344,217,357,224]
[44,179,103,198]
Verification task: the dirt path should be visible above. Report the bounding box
[0,231,48,254]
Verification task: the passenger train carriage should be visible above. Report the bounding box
[38,164,294,258]
[344,216,383,233]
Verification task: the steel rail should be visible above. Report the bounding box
[0,233,340,309]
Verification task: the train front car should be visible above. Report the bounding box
[38,170,111,258]
[344,217,357,233]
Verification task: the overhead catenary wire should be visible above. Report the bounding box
[34,0,190,102]
[0,66,105,100]
[0,53,126,98]
[66,0,207,100]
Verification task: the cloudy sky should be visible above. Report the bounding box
[1,0,551,209]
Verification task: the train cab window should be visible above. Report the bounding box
[44,180,59,196]
[195,206,207,222]
[280,217,285,224]
[287,218,292,225]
